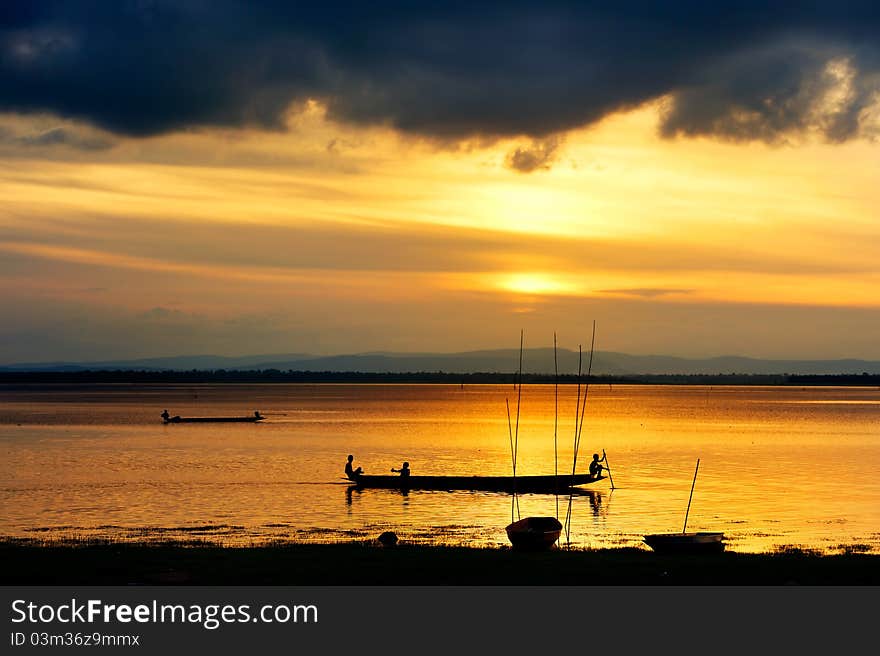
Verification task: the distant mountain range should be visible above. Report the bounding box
[2,349,879,375]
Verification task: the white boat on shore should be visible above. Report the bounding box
[644,459,725,554]
[643,531,725,554]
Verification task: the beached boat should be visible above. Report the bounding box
[643,458,725,554]
[163,414,264,424]
[506,516,563,551]
[643,532,725,554]
[348,473,603,493]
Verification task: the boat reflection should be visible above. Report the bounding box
[346,484,597,502]
[345,486,410,505]
[586,489,602,516]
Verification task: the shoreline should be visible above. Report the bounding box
[3,540,878,585]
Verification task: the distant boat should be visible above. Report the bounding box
[643,458,725,554]
[349,473,604,493]
[162,412,264,424]
[506,516,563,551]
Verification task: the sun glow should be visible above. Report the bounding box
[2,99,880,360]
[498,273,576,296]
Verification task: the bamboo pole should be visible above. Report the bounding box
[512,330,524,521]
[603,449,615,490]
[683,458,700,534]
[564,344,583,543]
[506,398,514,473]
[506,398,515,524]
[513,330,523,481]
[564,321,597,543]
[573,322,596,465]
[554,332,559,520]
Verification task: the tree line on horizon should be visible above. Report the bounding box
[1,370,879,385]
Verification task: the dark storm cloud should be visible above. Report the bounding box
[0,126,114,150]
[505,136,563,173]
[2,1,880,142]
[659,40,880,143]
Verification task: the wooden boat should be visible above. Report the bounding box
[643,458,725,554]
[163,414,264,424]
[349,473,604,493]
[506,516,562,551]
[643,532,725,554]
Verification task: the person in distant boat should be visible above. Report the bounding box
[161,409,170,421]
[391,461,410,477]
[345,455,363,480]
[254,410,263,420]
[589,453,606,478]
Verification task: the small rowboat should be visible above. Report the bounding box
[643,458,725,554]
[643,532,725,554]
[348,473,603,494]
[506,516,563,551]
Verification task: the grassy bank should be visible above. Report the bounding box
[2,540,879,585]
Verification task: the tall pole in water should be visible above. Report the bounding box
[564,344,583,544]
[603,449,615,490]
[564,322,597,543]
[506,398,514,524]
[683,459,700,534]
[554,332,559,520]
[512,329,524,521]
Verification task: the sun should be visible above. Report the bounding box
[499,273,574,296]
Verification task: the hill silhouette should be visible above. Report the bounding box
[2,349,879,376]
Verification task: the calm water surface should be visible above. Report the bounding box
[1,383,878,553]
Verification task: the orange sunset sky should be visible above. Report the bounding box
[1,3,879,362]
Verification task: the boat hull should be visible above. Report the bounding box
[349,473,603,493]
[643,532,725,554]
[506,517,563,551]
[163,416,263,423]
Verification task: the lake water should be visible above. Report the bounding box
[1,383,878,554]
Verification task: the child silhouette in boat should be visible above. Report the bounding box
[589,453,606,478]
[345,455,363,480]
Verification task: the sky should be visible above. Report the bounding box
[1,1,879,363]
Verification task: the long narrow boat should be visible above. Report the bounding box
[163,415,264,424]
[349,473,604,493]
